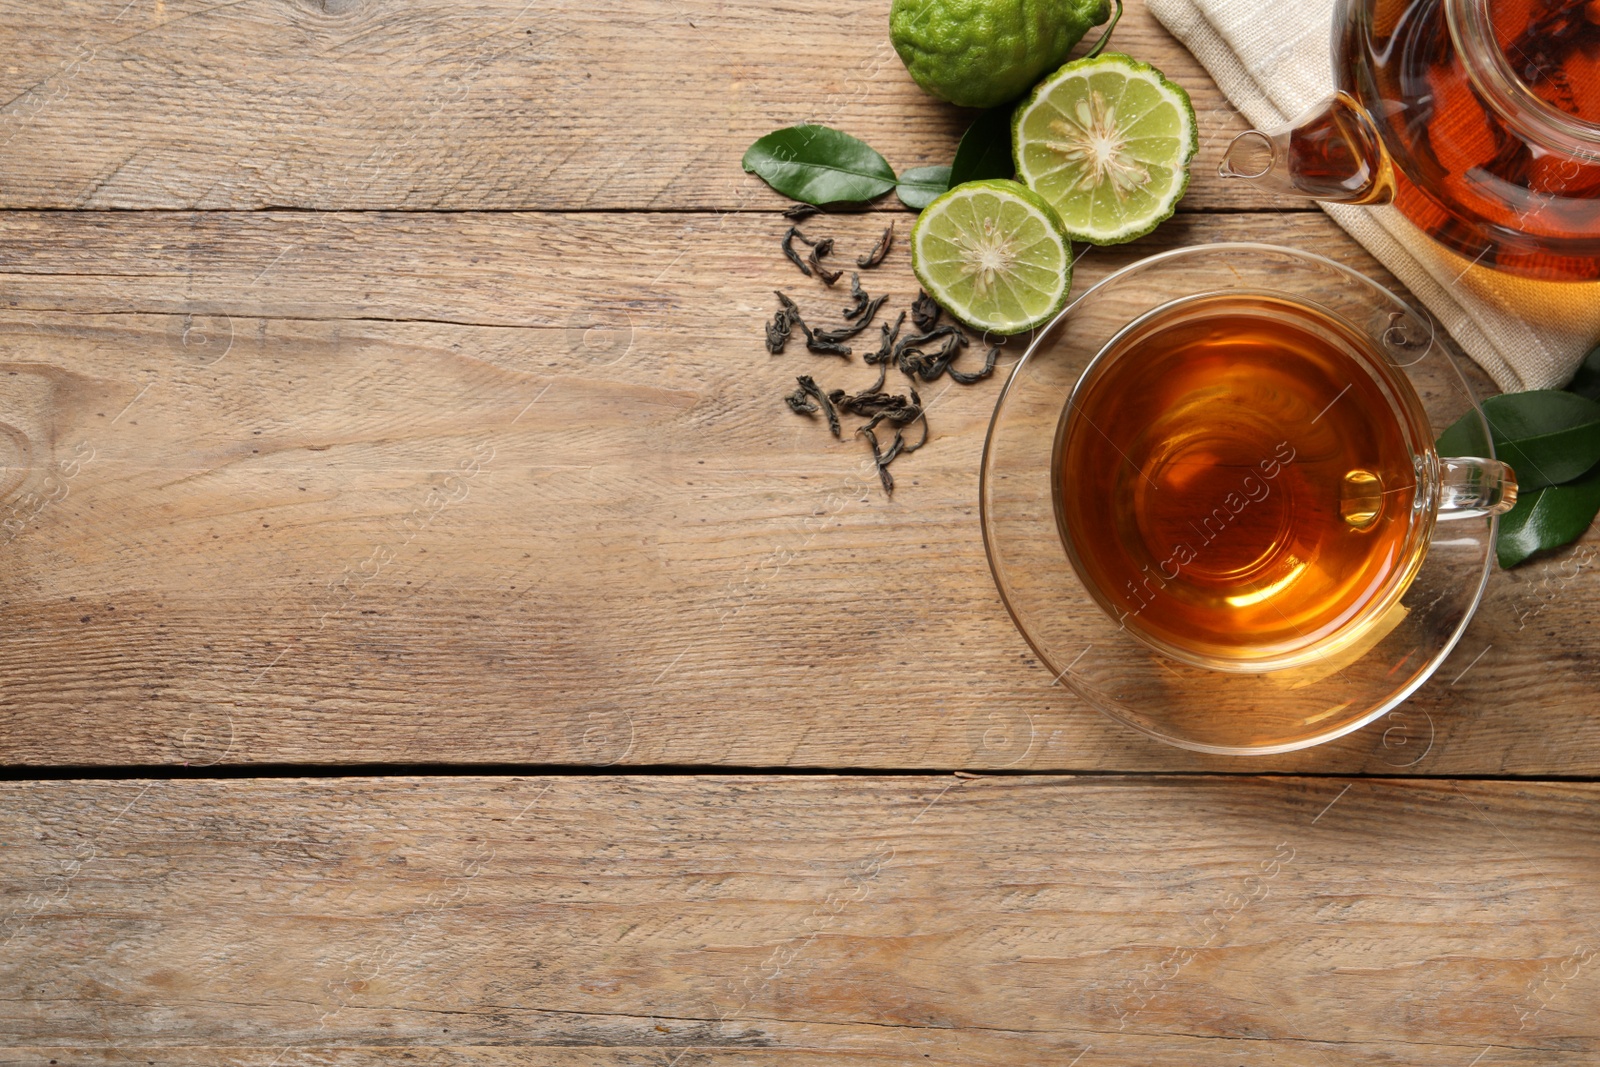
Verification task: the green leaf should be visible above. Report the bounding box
[1435,389,1600,492]
[741,125,897,206]
[949,107,1015,188]
[1435,409,1492,459]
[896,165,951,211]
[1565,343,1600,402]
[1496,461,1600,568]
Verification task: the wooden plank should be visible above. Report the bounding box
[0,0,1278,212]
[2,774,1598,1064]
[0,207,1592,773]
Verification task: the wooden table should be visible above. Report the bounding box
[1,1,1596,1063]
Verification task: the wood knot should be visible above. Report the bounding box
[291,0,364,17]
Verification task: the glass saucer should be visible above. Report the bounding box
[979,243,1498,754]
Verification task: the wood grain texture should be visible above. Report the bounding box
[7,0,1596,1058]
[3,774,1599,1064]
[0,0,1277,211]
[0,207,1594,773]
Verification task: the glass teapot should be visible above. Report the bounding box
[1219,0,1600,282]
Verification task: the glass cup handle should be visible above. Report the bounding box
[1437,457,1518,520]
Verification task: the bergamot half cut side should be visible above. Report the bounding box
[1013,53,1198,245]
[910,179,1073,336]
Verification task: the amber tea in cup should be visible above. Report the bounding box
[1055,293,1441,671]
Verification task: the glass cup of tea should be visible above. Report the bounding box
[981,243,1517,754]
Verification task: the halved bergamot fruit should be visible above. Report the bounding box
[910,179,1073,336]
[1013,52,1198,246]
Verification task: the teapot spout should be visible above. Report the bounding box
[1219,92,1393,205]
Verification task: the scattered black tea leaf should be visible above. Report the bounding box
[843,273,870,319]
[859,397,926,434]
[783,229,836,278]
[947,344,1000,384]
[783,203,822,220]
[864,358,890,394]
[856,389,928,495]
[766,291,805,354]
[857,224,894,269]
[799,313,850,355]
[906,329,971,381]
[865,311,906,362]
[814,294,888,344]
[800,334,851,358]
[781,228,813,277]
[787,375,841,437]
[904,388,927,451]
[765,315,790,354]
[860,423,898,494]
[858,311,906,392]
[809,248,843,286]
[829,387,916,417]
[771,290,853,357]
[786,387,817,415]
[894,324,962,371]
[762,222,986,498]
[897,347,931,379]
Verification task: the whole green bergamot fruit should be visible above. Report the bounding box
[889,0,1112,109]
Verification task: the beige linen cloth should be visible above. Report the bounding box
[1147,0,1600,391]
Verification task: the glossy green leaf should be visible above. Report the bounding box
[1435,389,1600,491]
[1496,461,1600,568]
[1434,409,1492,459]
[741,125,897,206]
[1566,343,1600,402]
[896,164,952,211]
[949,107,1015,188]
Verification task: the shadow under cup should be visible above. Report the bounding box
[981,244,1513,754]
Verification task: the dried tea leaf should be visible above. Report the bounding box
[814,295,888,344]
[948,344,1000,384]
[786,375,841,437]
[843,273,870,320]
[866,311,907,365]
[809,248,843,286]
[766,291,804,354]
[781,228,812,277]
[856,223,895,268]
